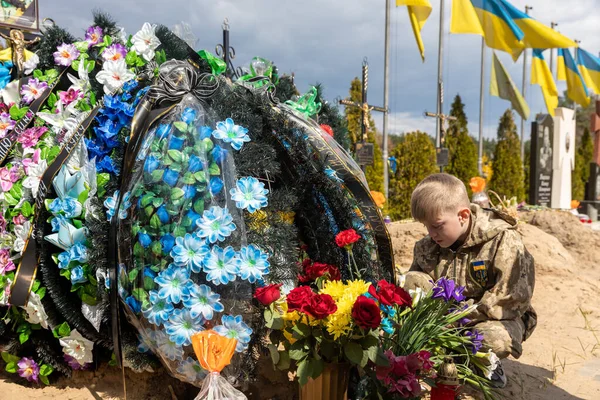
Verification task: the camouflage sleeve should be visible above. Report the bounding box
[409,240,424,272]
[476,230,535,321]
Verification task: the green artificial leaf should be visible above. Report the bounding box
[85,60,96,73]
[309,359,324,379]
[47,93,57,109]
[33,70,43,79]
[5,361,17,373]
[125,51,138,66]
[171,188,185,200]
[59,269,71,279]
[143,276,155,291]
[193,199,205,214]
[208,162,220,176]
[168,149,183,163]
[344,342,363,366]
[268,344,280,365]
[135,56,146,67]
[36,287,46,300]
[152,198,163,208]
[81,293,98,306]
[289,341,308,361]
[19,331,30,344]
[39,375,49,385]
[150,214,161,230]
[72,219,83,229]
[31,280,40,293]
[173,121,187,132]
[77,189,89,206]
[194,171,206,183]
[21,201,33,217]
[373,346,390,367]
[202,138,214,152]
[155,49,167,65]
[151,169,164,182]
[151,241,162,257]
[89,91,97,107]
[2,352,20,364]
[39,364,53,377]
[276,351,291,370]
[73,41,89,52]
[181,172,196,185]
[3,193,17,206]
[132,288,148,303]
[129,269,139,282]
[53,321,71,339]
[71,59,80,72]
[297,360,311,387]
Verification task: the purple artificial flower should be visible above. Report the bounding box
[17,357,39,382]
[53,43,80,67]
[102,43,127,62]
[431,277,466,303]
[20,79,48,104]
[0,215,6,232]
[64,354,90,370]
[0,248,15,274]
[465,329,484,354]
[85,26,103,47]
[17,126,48,148]
[0,112,15,138]
[58,88,83,106]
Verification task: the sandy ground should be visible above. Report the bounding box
[1,210,599,399]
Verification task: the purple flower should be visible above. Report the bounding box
[465,329,484,354]
[431,278,466,302]
[58,88,83,106]
[64,354,90,370]
[85,26,103,47]
[0,248,16,274]
[17,126,47,148]
[20,79,48,104]
[102,43,128,62]
[17,357,39,382]
[53,43,80,67]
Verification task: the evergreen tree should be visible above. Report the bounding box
[523,140,531,203]
[490,110,525,201]
[314,83,352,150]
[274,74,299,103]
[572,127,594,200]
[388,131,437,220]
[445,95,478,193]
[344,78,384,192]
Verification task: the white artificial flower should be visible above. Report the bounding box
[0,277,12,305]
[67,66,90,93]
[21,292,49,329]
[23,53,39,75]
[481,350,501,379]
[131,22,161,61]
[22,158,48,197]
[13,220,31,254]
[408,287,424,305]
[95,59,135,94]
[59,329,94,364]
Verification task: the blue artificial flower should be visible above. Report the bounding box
[181,107,197,124]
[104,190,121,221]
[214,314,253,352]
[126,296,142,314]
[465,329,484,354]
[144,154,160,174]
[229,177,269,213]
[196,206,236,244]
[156,331,184,361]
[182,185,197,199]
[154,265,192,304]
[202,245,239,286]
[142,290,174,326]
[50,214,68,232]
[49,197,83,219]
[137,334,152,354]
[170,233,210,273]
[97,156,119,174]
[0,61,13,90]
[236,244,270,284]
[188,154,204,173]
[186,210,201,226]
[133,86,150,108]
[138,232,153,248]
[177,357,207,383]
[198,126,213,140]
[164,308,204,347]
[156,124,173,139]
[209,177,223,196]
[122,79,138,93]
[57,251,71,269]
[84,138,109,160]
[70,266,87,284]
[212,118,251,151]
[324,166,343,183]
[169,135,185,150]
[156,205,170,224]
[432,278,466,303]
[69,242,88,263]
[211,145,228,164]
[182,284,224,320]
[144,267,157,280]
[380,304,397,318]
[160,234,176,253]
[162,168,179,187]
[381,318,395,335]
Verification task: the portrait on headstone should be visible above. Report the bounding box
[0,0,39,32]
[539,125,553,174]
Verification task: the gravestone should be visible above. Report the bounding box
[581,100,600,221]
[551,107,575,209]
[529,114,554,207]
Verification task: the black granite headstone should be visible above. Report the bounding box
[529,115,554,207]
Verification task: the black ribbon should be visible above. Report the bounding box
[9,102,105,307]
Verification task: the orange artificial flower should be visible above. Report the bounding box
[191,330,237,373]
[370,191,386,208]
[469,177,486,193]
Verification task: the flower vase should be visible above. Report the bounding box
[299,363,350,400]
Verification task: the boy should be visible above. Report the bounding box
[404,173,537,388]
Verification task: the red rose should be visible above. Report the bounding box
[254,284,283,306]
[335,229,361,248]
[368,280,412,308]
[299,261,341,283]
[286,286,315,313]
[320,124,334,137]
[351,295,382,329]
[306,293,338,319]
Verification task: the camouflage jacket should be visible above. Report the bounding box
[410,204,535,323]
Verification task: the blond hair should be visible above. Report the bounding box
[411,173,470,222]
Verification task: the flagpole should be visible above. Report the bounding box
[435,0,445,150]
[549,22,558,79]
[520,5,533,165]
[383,0,391,199]
[478,37,485,176]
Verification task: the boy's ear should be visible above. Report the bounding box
[458,207,471,223]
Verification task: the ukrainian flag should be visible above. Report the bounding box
[451,0,576,61]
[577,48,600,94]
[560,48,590,107]
[531,50,558,116]
[396,0,432,62]
[557,48,566,81]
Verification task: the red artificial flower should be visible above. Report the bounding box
[351,295,382,329]
[335,229,361,248]
[286,286,315,313]
[298,261,341,283]
[254,284,283,306]
[306,293,338,319]
[406,350,433,374]
[368,280,413,308]
[320,124,334,137]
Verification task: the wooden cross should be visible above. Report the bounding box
[424,111,457,172]
[339,58,387,165]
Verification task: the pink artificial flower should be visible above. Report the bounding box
[102,43,127,62]
[17,126,47,148]
[0,166,20,191]
[17,357,39,383]
[388,373,421,397]
[0,248,15,274]
[0,112,15,138]
[20,78,48,104]
[22,148,41,175]
[0,215,6,232]
[58,88,83,106]
[85,26,104,47]
[53,43,80,67]
[12,214,26,226]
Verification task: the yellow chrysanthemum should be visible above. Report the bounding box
[320,280,346,300]
[345,280,371,300]
[326,312,352,340]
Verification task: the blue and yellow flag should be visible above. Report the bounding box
[559,48,590,107]
[451,0,576,61]
[531,49,558,116]
[576,48,600,95]
[396,0,432,62]
[557,48,566,81]
[490,52,530,120]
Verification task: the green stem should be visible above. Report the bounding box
[348,248,362,280]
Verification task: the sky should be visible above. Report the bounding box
[40,0,600,142]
